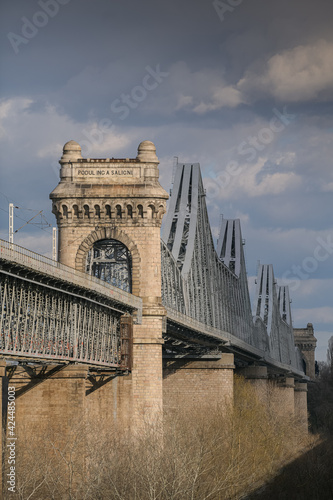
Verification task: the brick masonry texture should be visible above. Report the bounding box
[163,354,235,412]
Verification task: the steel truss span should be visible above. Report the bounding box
[161,162,301,371]
[0,239,139,369]
[0,273,124,368]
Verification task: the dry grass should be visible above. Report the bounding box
[3,377,313,500]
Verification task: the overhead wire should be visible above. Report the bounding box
[0,193,53,236]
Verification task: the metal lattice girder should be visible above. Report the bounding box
[161,161,302,372]
[161,241,187,315]
[253,264,298,367]
[0,272,125,368]
[217,218,242,276]
[278,285,292,326]
[278,286,297,367]
[161,162,254,343]
[0,239,142,321]
[254,264,275,334]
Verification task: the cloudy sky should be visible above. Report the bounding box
[1,0,333,361]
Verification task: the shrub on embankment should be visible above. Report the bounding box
[4,377,312,500]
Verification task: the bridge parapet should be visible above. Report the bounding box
[0,239,142,319]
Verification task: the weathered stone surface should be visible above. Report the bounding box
[294,323,317,379]
[163,354,235,412]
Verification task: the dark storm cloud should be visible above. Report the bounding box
[2,0,332,121]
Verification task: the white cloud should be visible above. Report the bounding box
[165,62,245,114]
[204,156,302,200]
[0,98,33,139]
[293,307,333,325]
[0,97,136,170]
[9,232,54,258]
[291,278,333,300]
[272,151,296,167]
[238,39,333,102]
[175,94,193,110]
[37,142,65,159]
[193,86,244,113]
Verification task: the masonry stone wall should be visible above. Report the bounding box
[268,377,295,418]
[237,365,269,406]
[238,367,309,431]
[85,372,133,433]
[163,354,235,413]
[3,364,88,494]
[294,382,308,433]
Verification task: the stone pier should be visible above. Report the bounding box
[269,376,295,418]
[163,354,235,412]
[294,381,308,432]
[237,365,269,406]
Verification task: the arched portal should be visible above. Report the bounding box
[86,238,132,292]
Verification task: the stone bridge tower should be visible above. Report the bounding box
[294,323,317,379]
[50,140,169,425]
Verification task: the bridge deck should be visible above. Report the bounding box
[0,240,306,379]
[165,308,307,380]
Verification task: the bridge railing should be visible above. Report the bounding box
[0,239,142,319]
[166,307,307,378]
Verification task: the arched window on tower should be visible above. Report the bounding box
[83,205,90,219]
[62,205,68,219]
[105,205,111,218]
[137,204,143,218]
[147,204,155,218]
[86,239,132,292]
[73,205,79,218]
[116,205,122,219]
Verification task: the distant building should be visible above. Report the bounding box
[294,323,317,379]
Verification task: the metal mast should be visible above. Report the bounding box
[52,227,57,261]
[9,203,14,243]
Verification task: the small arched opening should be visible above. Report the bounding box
[116,205,122,219]
[137,204,143,218]
[147,204,156,218]
[73,205,79,218]
[105,205,111,218]
[94,205,101,219]
[83,205,90,219]
[62,205,69,219]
